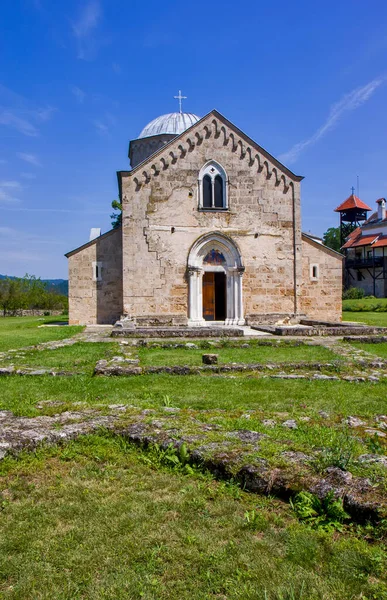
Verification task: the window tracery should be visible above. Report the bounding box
[198,161,228,210]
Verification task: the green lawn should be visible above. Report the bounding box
[0,316,83,352]
[138,344,339,366]
[343,311,387,326]
[1,373,387,417]
[0,342,121,374]
[0,318,386,597]
[0,435,384,600]
[344,341,387,359]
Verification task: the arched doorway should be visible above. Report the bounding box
[187,233,245,325]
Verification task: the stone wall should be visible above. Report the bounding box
[67,228,122,325]
[121,112,303,325]
[300,235,343,321]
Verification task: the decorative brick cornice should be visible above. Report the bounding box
[126,111,302,194]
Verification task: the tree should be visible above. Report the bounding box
[323,227,342,252]
[110,199,122,229]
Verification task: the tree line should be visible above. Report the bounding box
[0,275,68,316]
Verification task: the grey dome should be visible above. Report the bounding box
[138,112,200,139]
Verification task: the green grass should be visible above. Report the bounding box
[0,319,386,596]
[138,344,339,366]
[0,316,83,352]
[1,373,387,417]
[0,434,384,600]
[343,297,387,312]
[0,342,121,374]
[344,341,387,359]
[343,311,387,326]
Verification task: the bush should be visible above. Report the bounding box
[343,287,365,300]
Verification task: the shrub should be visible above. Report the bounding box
[343,287,365,300]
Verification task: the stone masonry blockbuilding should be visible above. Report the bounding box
[66,108,343,326]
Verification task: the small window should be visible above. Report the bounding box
[198,161,227,210]
[310,264,319,281]
[92,261,102,281]
[203,175,212,208]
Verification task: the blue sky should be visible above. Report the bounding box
[1,0,387,278]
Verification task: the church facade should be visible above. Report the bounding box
[66,108,343,326]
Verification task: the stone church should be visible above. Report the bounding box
[66,101,343,326]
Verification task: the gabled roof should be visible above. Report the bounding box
[65,228,119,258]
[118,109,304,183]
[334,194,371,212]
[342,232,382,249]
[302,232,344,260]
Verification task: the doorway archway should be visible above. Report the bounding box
[187,233,245,325]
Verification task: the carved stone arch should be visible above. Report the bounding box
[203,125,211,139]
[133,177,141,191]
[246,147,255,166]
[272,168,281,186]
[220,126,228,146]
[160,157,169,171]
[212,119,220,138]
[282,175,290,194]
[195,131,203,145]
[178,144,186,158]
[238,139,246,159]
[151,164,159,176]
[198,160,229,209]
[229,133,238,152]
[187,232,245,325]
[169,151,177,164]
[255,154,264,173]
[263,161,272,180]
[186,137,195,152]
[142,171,151,184]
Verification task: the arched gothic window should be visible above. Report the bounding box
[198,161,228,210]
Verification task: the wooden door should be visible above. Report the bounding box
[203,272,215,320]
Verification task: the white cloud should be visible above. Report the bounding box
[0,180,22,204]
[0,85,56,136]
[0,110,38,136]
[72,1,102,60]
[0,189,21,205]
[35,106,56,121]
[93,119,109,134]
[93,112,116,135]
[0,180,22,189]
[17,152,41,167]
[279,76,386,165]
[71,86,86,103]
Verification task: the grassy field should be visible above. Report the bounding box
[0,435,384,600]
[343,311,387,326]
[344,341,387,359]
[137,343,339,366]
[0,316,386,598]
[0,342,121,374]
[0,315,83,352]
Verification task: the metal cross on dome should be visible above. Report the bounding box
[174,90,187,114]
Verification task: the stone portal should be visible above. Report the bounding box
[188,232,245,326]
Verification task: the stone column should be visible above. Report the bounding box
[188,268,204,325]
[237,267,245,325]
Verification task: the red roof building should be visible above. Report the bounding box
[334,194,372,213]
